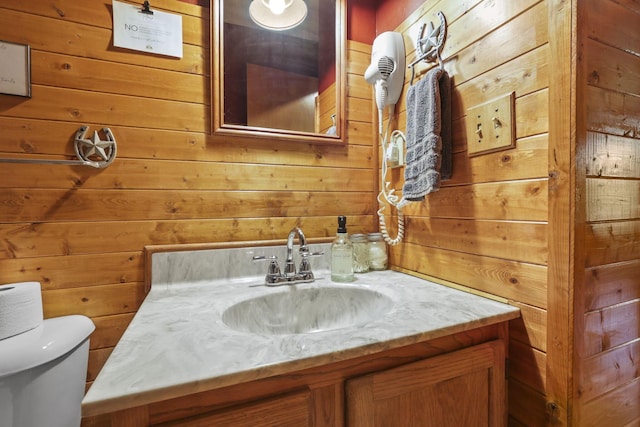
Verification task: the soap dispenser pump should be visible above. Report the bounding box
[331,215,354,282]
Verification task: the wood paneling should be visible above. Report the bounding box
[509,301,547,352]
[585,220,640,267]
[586,179,640,222]
[509,339,546,393]
[0,86,208,132]
[444,135,549,186]
[42,282,146,318]
[404,217,548,265]
[32,51,207,103]
[90,313,136,350]
[580,377,640,427]
[87,347,113,384]
[0,189,373,222]
[579,339,640,403]
[389,244,547,309]
[586,133,640,178]
[545,0,575,425]
[404,178,548,221]
[583,300,640,357]
[508,379,547,427]
[574,0,640,425]
[584,260,640,311]
[0,252,142,290]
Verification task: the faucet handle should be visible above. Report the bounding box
[300,250,324,259]
[252,255,281,282]
[298,250,324,277]
[252,254,277,262]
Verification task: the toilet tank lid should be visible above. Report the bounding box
[0,315,95,378]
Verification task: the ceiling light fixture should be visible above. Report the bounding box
[249,0,307,31]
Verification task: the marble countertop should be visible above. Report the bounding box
[82,243,520,417]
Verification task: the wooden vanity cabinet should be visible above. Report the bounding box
[90,324,508,427]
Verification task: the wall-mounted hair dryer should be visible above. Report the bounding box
[364,31,405,133]
[365,31,407,246]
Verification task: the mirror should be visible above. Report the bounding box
[212,0,346,143]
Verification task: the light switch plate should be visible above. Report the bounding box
[466,92,515,156]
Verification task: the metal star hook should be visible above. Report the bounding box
[74,126,117,168]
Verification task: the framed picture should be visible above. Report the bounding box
[0,41,31,97]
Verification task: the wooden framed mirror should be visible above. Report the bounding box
[212,0,346,144]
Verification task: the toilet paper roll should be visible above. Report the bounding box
[0,282,43,340]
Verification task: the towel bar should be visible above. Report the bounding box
[0,125,117,169]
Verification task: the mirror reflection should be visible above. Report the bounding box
[218,0,341,140]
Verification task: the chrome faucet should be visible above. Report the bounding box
[253,227,323,286]
[284,226,307,277]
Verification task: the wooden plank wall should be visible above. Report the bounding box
[576,1,640,426]
[386,1,551,425]
[0,0,376,391]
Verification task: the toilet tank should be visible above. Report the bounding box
[0,315,95,427]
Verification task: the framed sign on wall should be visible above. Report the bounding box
[0,41,31,98]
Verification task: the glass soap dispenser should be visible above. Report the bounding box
[331,216,354,282]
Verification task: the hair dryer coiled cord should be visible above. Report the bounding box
[377,192,405,245]
[377,109,407,246]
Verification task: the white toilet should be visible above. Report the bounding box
[0,314,95,427]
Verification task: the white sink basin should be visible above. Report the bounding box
[222,286,394,335]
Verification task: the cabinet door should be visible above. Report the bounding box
[346,340,505,427]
